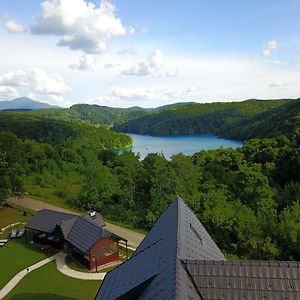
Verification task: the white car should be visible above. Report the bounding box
[10,230,17,238]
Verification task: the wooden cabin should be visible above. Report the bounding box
[25,209,127,270]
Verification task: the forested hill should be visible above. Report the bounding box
[29,102,194,126]
[19,98,299,140]
[113,99,299,139]
[221,99,300,139]
[29,104,149,126]
[69,104,149,125]
[0,112,131,149]
[0,103,299,262]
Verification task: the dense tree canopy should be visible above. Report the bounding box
[0,107,299,261]
[113,99,300,140]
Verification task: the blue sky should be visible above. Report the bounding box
[0,0,299,107]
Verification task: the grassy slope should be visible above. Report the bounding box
[4,262,100,300]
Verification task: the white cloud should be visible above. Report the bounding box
[166,69,179,77]
[262,40,278,56]
[49,94,64,102]
[185,86,197,93]
[269,81,286,88]
[27,92,38,100]
[29,0,133,54]
[0,68,70,96]
[69,54,96,71]
[117,47,137,55]
[89,86,200,107]
[111,87,153,101]
[5,20,25,33]
[89,87,169,107]
[122,49,164,76]
[0,86,19,99]
[104,63,121,69]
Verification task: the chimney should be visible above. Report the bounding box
[89,211,96,218]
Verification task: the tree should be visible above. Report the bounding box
[0,151,23,206]
[278,203,300,260]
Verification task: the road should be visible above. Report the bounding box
[7,197,145,248]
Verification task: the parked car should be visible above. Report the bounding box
[17,229,25,238]
[10,230,17,238]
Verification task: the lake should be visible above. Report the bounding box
[126,134,243,160]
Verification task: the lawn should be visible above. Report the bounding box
[0,236,53,289]
[4,262,101,300]
[0,205,53,289]
[0,205,33,229]
[65,255,88,273]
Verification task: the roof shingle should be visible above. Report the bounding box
[95,196,300,300]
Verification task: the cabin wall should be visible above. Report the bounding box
[89,237,119,270]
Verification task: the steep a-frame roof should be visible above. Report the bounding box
[96,196,225,300]
[96,196,300,300]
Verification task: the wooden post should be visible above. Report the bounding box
[25,227,27,244]
[126,240,128,260]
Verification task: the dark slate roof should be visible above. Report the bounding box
[183,260,300,300]
[82,212,105,228]
[96,197,300,300]
[60,217,77,239]
[66,217,126,254]
[96,196,225,300]
[26,209,123,254]
[66,217,104,254]
[25,209,76,233]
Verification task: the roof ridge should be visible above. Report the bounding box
[175,196,203,299]
[61,216,78,240]
[77,215,104,231]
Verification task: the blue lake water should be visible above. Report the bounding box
[127,134,243,160]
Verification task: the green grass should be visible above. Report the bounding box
[0,205,54,289]
[119,246,134,258]
[23,172,83,211]
[0,236,53,289]
[103,217,147,235]
[0,205,33,229]
[4,261,101,300]
[65,255,88,273]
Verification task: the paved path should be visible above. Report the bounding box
[0,253,59,299]
[8,197,145,248]
[0,252,107,299]
[55,252,106,280]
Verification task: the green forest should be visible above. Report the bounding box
[19,98,300,141]
[0,99,299,261]
[113,99,300,139]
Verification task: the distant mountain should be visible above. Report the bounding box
[0,97,59,110]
